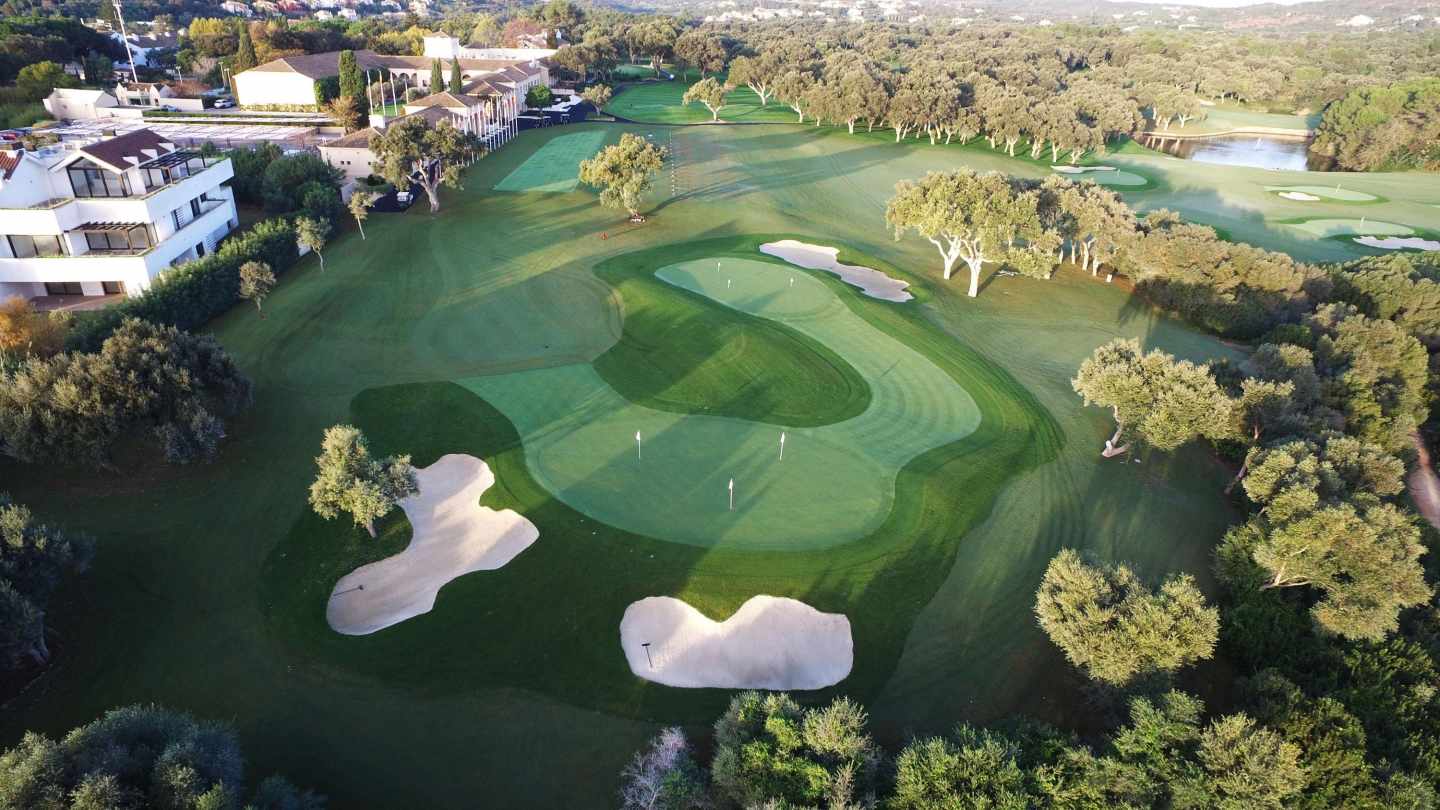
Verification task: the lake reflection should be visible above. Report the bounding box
[1142,133,1326,172]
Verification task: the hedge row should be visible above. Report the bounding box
[66,217,300,353]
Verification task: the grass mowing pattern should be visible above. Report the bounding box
[592,255,872,427]
[466,256,979,550]
[259,235,1059,720]
[493,129,610,192]
[1284,217,1416,237]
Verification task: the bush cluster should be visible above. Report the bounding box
[66,218,299,353]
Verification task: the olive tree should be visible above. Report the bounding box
[348,190,375,240]
[308,425,418,538]
[295,217,330,272]
[885,169,1045,297]
[0,495,92,668]
[578,132,667,222]
[727,53,779,106]
[371,116,476,213]
[581,83,612,110]
[238,260,276,315]
[682,76,731,121]
[1035,549,1219,687]
[617,727,706,810]
[1071,338,1234,458]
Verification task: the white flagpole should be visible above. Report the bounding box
[635,430,642,460]
[728,478,734,511]
[779,431,786,461]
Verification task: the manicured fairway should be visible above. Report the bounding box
[464,256,980,549]
[494,129,611,192]
[0,123,1288,808]
[606,79,798,124]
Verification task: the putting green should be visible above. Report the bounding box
[461,257,980,550]
[1265,185,1379,202]
[493,130,609,192]
[1286,218,1415,237]
[1054,168,1148,187]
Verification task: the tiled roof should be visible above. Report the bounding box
[324,127,379,148]
[406,91,481,109]
[240,49,537,80]
[77,129,173,173]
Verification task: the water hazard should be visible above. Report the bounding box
[1141,132,1330,172]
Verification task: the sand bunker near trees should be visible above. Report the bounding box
[326,454,538,635]
[760,240,913,302]
[620,595,853,690]
[1280,191,1322,201]
[1354,236,1440,251]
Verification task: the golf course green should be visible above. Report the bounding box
[6,113,1432,806]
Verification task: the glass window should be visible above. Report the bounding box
[102,281,124,295]
[44,282,83,295]
[69,167,130,198]
[6,235,65,258]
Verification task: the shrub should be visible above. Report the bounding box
[66,218,300,352]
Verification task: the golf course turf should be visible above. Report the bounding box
[5,114,1432,806]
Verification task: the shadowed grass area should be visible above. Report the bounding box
[593,252,872,427]
[258,235,1060,720]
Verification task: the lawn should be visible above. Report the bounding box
[0,120,1406,808]
[606,79,799,125]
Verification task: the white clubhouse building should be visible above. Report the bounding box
[0,129,237,303]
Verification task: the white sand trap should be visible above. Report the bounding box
[1051,165,1116,173]
[760,240,912,302]
[1280,191,1321,201]
[326,454,538,635]
[620,595,853,690]
[1355,236,1440,251]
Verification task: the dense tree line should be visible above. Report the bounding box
[1312,78,1440,171]
[0,704,322,809]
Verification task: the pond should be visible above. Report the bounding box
[1140,133,1329,171]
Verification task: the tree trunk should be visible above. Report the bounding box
[847,121,855,134]
[356,219,366,240]
[965,258,982,297]
[365,518,377,538]
[423,181,440,213]
[1101,416,1129,457]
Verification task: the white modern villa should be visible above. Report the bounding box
[0,129,237,304]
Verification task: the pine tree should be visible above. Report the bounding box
[449,60,462,94]
[337,49,368,117]
[233,20,257,73]
[429,59,443,93]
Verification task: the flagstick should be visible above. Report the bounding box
[635,430,642,460]
[779,431,786,461]
[728,478,734,511]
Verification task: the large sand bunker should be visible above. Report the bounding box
[620,595,853,689]
[1354,236,1440,251]
[1051,165,1116,174]
[760,240,913,302]
[326,454,538,635]
[1279,191,1321,201]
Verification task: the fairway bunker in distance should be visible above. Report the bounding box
[1266,185,1379,203]
[326,454,538,635]
[620,595,853,689]
[1052,165,1116,173]
[1354,236,1440,251]
[760,239,913,302]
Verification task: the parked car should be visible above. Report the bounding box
[0,130,20,142]
[159,105,179,112]
[213,98,235,109]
